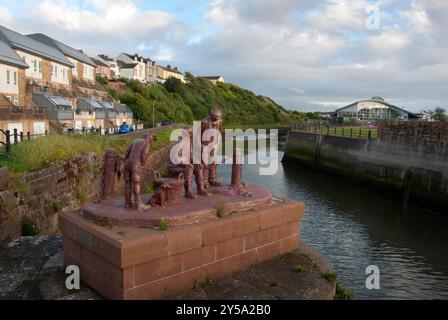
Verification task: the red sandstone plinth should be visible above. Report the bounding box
[83,185,272,228]
[59,191,305,300]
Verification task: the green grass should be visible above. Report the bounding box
[335,282,354,300]
[0,128,173,173]
[293,264,309,273]
[322,270,337,282]
[159,218,169,231]
[215,200,226,218]
[303,126,378,139]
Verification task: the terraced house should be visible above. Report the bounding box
[0,25,134,139]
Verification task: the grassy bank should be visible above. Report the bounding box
[0,128,173,173]
[104,74,321,127]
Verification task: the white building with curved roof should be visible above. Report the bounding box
[334,97,419,122]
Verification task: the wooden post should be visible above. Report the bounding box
[368,130,372,139]
[27,132,31,140]
[13,129,18,144]
[350,128,353,138]
[20,132,24,142]
[45,130,48,136]
[5,130,10,152]
[342,128,345,137]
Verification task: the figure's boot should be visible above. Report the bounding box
[194,164,210,196]
[197,178,211,196]
[134,183,150,211]
[185,183,197,199]
[208,164,222,187]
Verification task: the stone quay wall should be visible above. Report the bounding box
[59,199,304,300]
[283,131,448,214]
[0,144,171,242]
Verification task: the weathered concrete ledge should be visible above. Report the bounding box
[283,131,448,215]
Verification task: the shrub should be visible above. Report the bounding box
[21,217,39,236]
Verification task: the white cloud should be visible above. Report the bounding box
[0,6,12,24]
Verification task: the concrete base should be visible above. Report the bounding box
[59,196,305,300]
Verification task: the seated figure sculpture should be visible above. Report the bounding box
[167,125,210,198]
[124,133,156,210]
[201,108,223,188]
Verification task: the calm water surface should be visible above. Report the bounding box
[217,150,448,299]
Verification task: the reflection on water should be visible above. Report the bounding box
[217,150,448,299]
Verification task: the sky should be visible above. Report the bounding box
[0,0,446,112]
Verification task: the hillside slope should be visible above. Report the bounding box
[104,74,316,127]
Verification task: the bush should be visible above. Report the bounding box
[96,75,108,86]
[21,217,39,236]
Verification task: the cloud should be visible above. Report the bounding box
[1,0,446,112]
[0,6,12,24]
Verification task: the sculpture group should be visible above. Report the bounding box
[101,108,249,211]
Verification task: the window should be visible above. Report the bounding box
[13,72,17,85]
[54,66,58,77]
[34,60,37,73]
[6,70,10,84]
[62,68,65,80]
[38,61,42,74]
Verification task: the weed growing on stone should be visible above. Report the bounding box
[21,217,39,236]
[215,200,226,218]
[206,276,214,285]
[294,264,309,273]
[336,282,354,300]
[322,270,337,282]
[53,200,63,212]
[159,218,169,231]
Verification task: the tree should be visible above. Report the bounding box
[164,77,184,96]
[433,107,447,122]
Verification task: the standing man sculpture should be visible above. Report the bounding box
[124,133,156,210]
[201,108,223,188]
[168,125,209,198]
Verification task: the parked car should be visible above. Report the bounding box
[118,123,132,134]
[161,119,173,126]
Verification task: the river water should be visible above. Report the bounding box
[216,148,448,300]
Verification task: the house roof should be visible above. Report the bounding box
[117,60,138,69]
[0,25,73,67]
[0,39,29,68]
[114,103,132,113]
[27,33,96,67]
[160,65,183,75]
[199,76,223,80]
[98,54,114,62]
[335,98,419,118]
[90,57,108,67]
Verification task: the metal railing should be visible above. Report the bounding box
[292,122,378,140]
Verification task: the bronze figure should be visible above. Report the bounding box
[124,133,156,210]
[201,108,223,188]
[167,125,210,198]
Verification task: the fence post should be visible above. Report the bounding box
[20,132,24,142]
[342,128,345,137]
[13,129,18,144]
[5,130,10,152]
[82,127,85,134]
[334,127,337,135]
[368,130,372,140]
[45,130,48,136]
[27,132,31,140]
[359,129,362,138]
[350,128,353,138]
